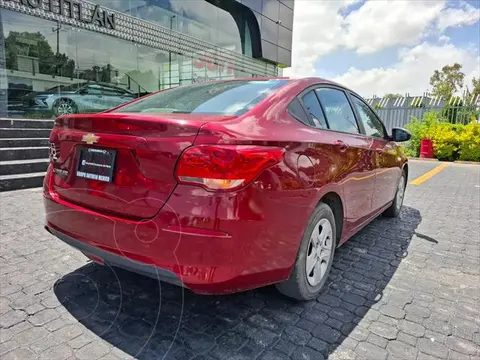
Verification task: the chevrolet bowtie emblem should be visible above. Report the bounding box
[82,133,99,144]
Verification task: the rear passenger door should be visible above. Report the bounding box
[312,87,376,230]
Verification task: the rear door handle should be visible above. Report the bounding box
[333,140,349,152]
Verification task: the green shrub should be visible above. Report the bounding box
[429,122,459,161]
[458,123,480,161]
[404,111,439,157]
[404,111,480,161]
[403,143,419,157]
[404,120,422,157]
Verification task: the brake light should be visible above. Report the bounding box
[176,145,284,191]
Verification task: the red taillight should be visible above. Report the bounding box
[175,145,284,191]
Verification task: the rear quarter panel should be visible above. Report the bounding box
[193,81,354,273]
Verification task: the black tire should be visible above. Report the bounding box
[52,98,78,117]
[383,171,406,218]
[276,202,336,300]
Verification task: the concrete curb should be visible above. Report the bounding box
[453,160,480,165]
[407,157,439,161]
[408,157,479,165]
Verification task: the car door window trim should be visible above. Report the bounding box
[312,89,330,129]
[299,90,329,129]
[287,83,390,138]
[287,98,316,127]
[348,93,389,140]
[293,84,362,136]
[314,86,362,135]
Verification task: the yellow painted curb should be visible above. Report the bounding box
[410,163,449,185]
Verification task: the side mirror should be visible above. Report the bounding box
[391,127,411,142]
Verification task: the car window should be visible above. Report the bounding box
[301,91,328,128]
[315,88,359,134]
[47,83,86,92]
[114,80,289,116]
[85,85,102,95]
[288,98,312,126]
[101,86,126,96]
[351,95,385,138]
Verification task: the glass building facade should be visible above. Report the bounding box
[0,0,294,118]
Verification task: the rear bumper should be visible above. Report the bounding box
[46,226,183,287]
[43,164,315,295]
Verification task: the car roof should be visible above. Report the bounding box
[224,76,340,85]
[211,77,360,97]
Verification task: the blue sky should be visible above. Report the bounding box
[285,0,480,97]
[316,20,479,77]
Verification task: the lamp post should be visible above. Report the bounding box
[168,15,176,88]
[52,21,61,76]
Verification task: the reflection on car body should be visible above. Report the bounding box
[44,77,411,301]
[22,81,137,116]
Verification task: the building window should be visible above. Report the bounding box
[96,0,243,54]
[243,19,253,57]
[0,5,269,119]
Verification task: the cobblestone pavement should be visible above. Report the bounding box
[1,160,479,360]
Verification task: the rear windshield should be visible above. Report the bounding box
[113,79,289,116]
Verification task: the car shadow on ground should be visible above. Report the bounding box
[54,206,422,360]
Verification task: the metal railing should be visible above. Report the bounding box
[366,92,480,132]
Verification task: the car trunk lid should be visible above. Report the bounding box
[48,112,233,219]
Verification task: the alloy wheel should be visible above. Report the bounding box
[305,218,333,286]
[55,100,75,115]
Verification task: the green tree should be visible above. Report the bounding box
[467,77,480,103]
[55,53,75,78]
[5,31,75,78]
[429,63,465,100]
[5,31,56,75]
[383,93,403,99]
[78,65,112,83]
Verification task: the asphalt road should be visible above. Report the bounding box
[0,160,479,360]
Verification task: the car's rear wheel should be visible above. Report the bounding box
[53,99,78,116]
[383,171,406,218]
[276,202,336,300]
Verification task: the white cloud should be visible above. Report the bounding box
[284,0,480,96]
[332,42,480,97]
[285,0,451,77]
[284,1,354,77]
[437,1,480,30]
[438,34,450,43]
[343,0,445,54]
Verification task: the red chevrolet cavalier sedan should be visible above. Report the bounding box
[44,78,410,300]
